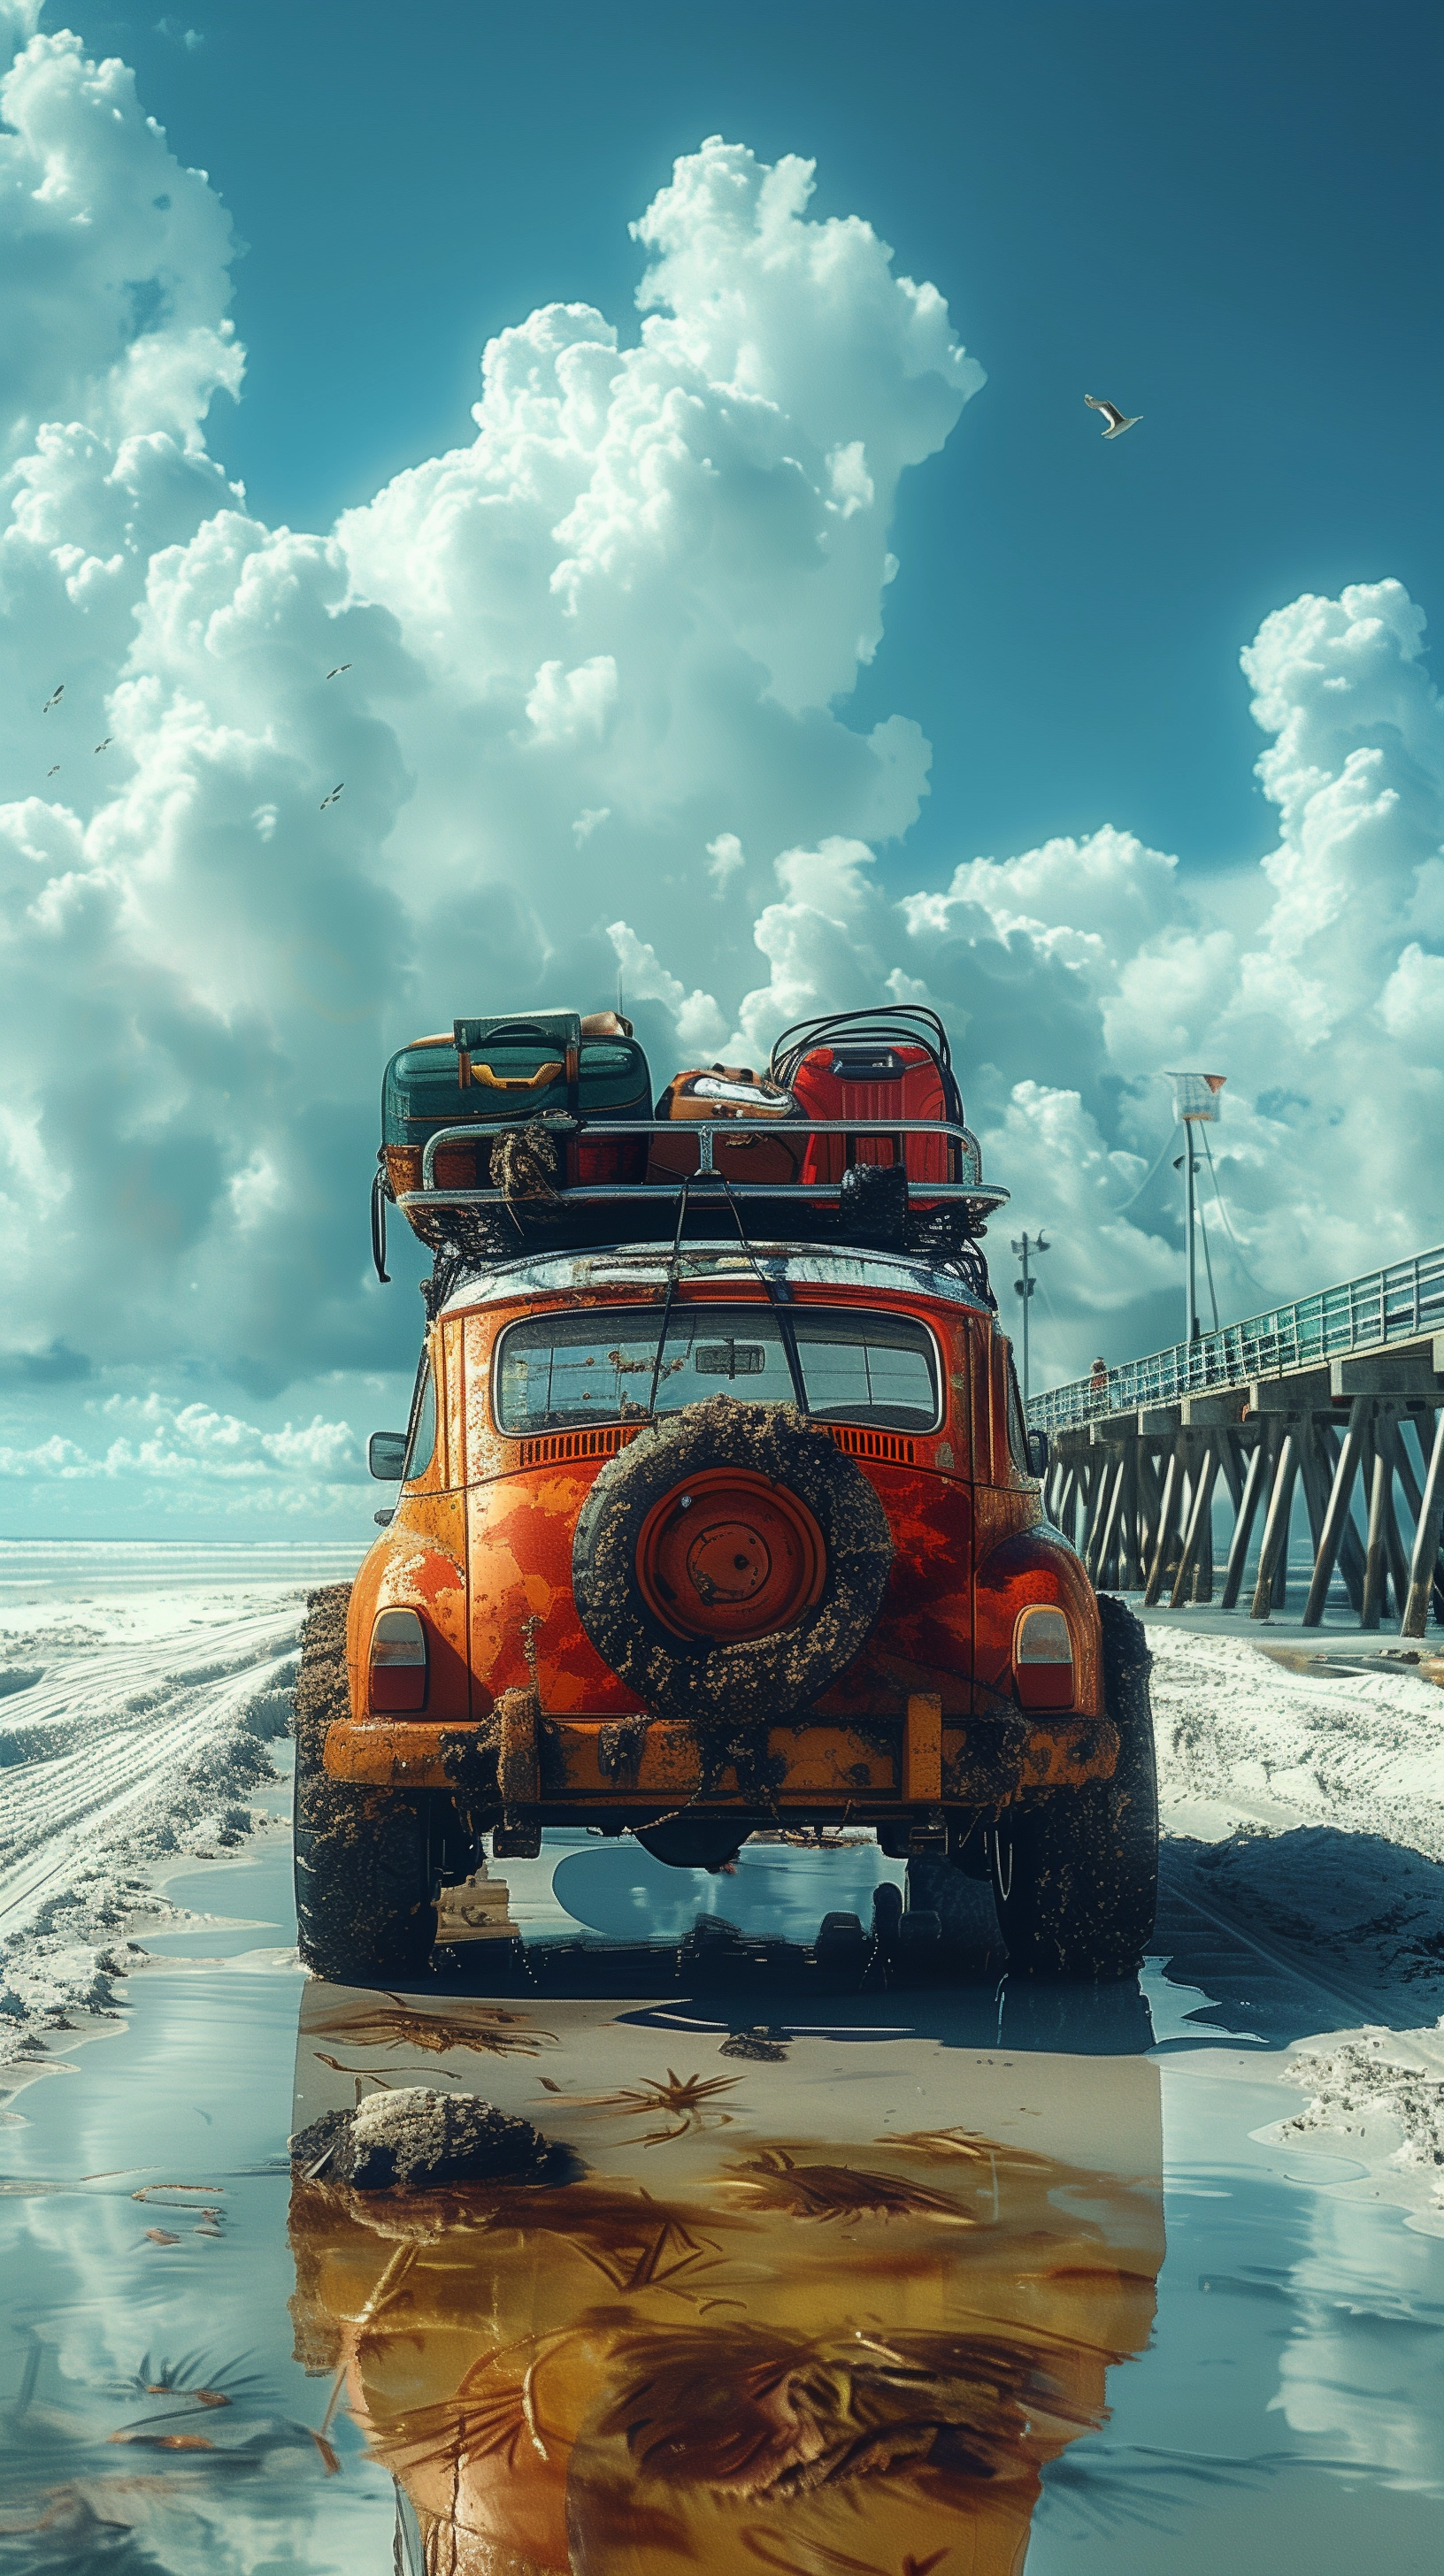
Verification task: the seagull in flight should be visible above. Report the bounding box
[42,684,64,713]
[94,737,112,754]
[46,764,59,778]
[325,663,352,679]
[1085,395,1141,439]
[320,782,344,809]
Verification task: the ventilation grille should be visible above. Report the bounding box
[515,1420,916,1468]
[829,1425,917,1465]
[516,1424,639,1468]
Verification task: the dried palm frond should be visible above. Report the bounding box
[125,2349,260,2404]
[367,2327,577,2485]
[588,2317,1104,2500]
[308,1995,554,2058]
[884,2126,1051,2174]
[538,2067,741,2144]
[718,2149,975,2227]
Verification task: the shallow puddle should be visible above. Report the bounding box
[3,1829,1442,2572]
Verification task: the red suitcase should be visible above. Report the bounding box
[769,1010,964,1188]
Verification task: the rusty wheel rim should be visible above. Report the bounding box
[635,1468,827,1643]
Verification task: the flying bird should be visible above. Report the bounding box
[1085,395,1141,439]
[94,737,112,754]
[325,663,352,679]
[320,782,344,809]
[46,764,59,778]
[42,684,64,712]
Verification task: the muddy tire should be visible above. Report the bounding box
[989,1591,1157,1981]
[292,1585,437,1986]
[572,1394,893,1728]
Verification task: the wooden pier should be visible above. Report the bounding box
[1029,1246,1444,1634]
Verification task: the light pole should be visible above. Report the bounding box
[1166,1072,1225,1343]
[1010,1230,1049,1407]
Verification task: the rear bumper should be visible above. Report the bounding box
[322,1710,1118,1806]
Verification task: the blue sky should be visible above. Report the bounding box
[2,2,1441,1535]
[66,0,1444,875]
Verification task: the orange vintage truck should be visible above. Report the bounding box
[294,1008,1156,1984]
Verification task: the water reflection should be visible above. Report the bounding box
[7,1824,1444,2570]
[288,1852,1167,2575]
[547,1834,903,1947]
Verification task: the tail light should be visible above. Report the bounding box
[1013,1604,1073,1711]
[369,1606,427,1713]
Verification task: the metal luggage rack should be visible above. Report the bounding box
[373,1117,1009,1287]
[414,1114,1001,1198]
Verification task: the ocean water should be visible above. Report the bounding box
[0,1538,371,1607]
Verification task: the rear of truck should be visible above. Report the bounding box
[296,1247,1156,1985]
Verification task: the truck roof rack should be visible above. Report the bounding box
[373,1113,1007,1299]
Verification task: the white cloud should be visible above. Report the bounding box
[605,921,726,1061]
[0,1393,365,1505]
[1379,941,1444,1050]
[525,654,618,745]
[0,15,1440,1496]
[0,26,241,463]
[706,830,745,893]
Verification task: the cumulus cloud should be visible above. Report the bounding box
[0,1392,365,1514]
[0,15,1440,1520]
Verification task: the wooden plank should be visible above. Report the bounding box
[1194,1457,1216,1603]
[1377,1414,1412,1617]
[1250,1429,1298,1620]
[1170,1442,1218,1609]
[1303,1399,1367,1626]
[1392,1413,1427,1526]
[1360,1438,1389,1630]
[1296,1418,1335,1614]
[1135,1441,1164,1576]
[1079,1455,1112,1568]
[1402,1404,1444,1637]
[1087,1453,1127,1583]
[1317,1416,1367,1610]
[1219,1436,1268,1611]
[1143,1442,1183,1607]
[1119,1440,1143,1589]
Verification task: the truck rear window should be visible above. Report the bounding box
[495,1306,939,1435]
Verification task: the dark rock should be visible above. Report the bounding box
[288,2086,580,2192]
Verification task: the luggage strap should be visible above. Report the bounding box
[716,1174,810,1414]
[646,1176,692,1417]
[370,1155,391,1284]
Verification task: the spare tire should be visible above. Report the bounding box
[572,1395,892,1730]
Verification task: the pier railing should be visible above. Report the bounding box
[1027,1241,1444,1434]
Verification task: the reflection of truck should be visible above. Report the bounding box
[288,1984,1166,2575]
[294,1006,1157,1984]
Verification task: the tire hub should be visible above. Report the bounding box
[636,1468,826,1642]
